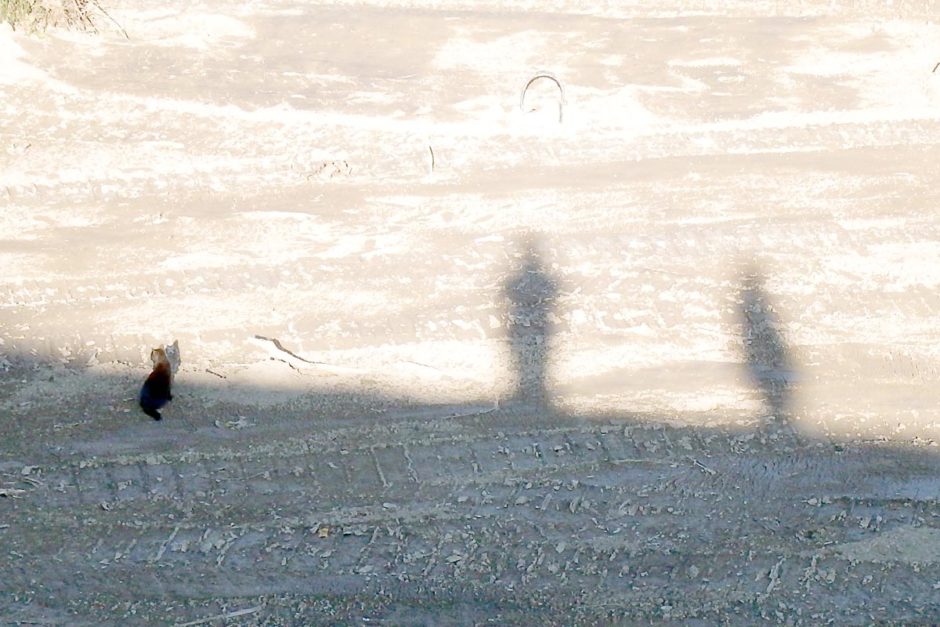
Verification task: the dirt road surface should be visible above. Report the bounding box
[2,1,940,623]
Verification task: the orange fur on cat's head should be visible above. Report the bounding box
[150,347,171,372]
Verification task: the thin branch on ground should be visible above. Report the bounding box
[174,606,263,627]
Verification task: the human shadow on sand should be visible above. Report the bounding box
[737,266,797,427]
[502,236,558,409]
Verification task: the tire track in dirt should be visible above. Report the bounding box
[5,414,938,621]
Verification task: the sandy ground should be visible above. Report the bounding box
[2,0,940,623]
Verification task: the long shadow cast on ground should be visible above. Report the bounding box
[1,242,939,624]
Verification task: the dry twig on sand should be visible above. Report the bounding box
[174,606,263,627]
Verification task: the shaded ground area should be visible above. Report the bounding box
[2,375,940,624]
[2,246,939,624]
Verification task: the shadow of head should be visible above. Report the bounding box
[738,267,796,423]
[502,236,559,407]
